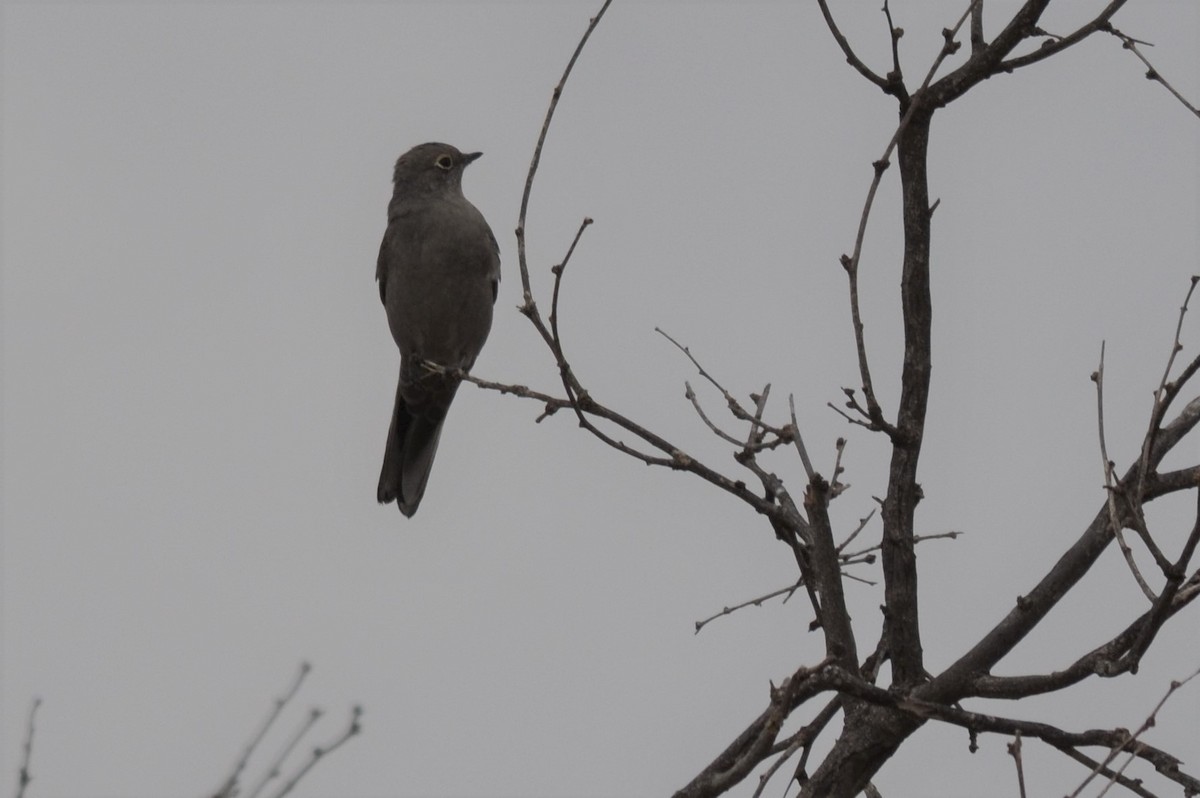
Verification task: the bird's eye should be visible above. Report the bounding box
[435,155,454,171]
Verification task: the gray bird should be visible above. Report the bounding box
[376,143,500,517]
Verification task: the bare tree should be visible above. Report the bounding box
[9,664,359,798]
[436,1,1200,796]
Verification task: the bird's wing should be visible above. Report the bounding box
[376,231,392,305]
[485,225,501,304]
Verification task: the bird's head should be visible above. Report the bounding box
[392,142,482,196]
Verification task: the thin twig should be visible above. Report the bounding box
[1068,663,1200,798]
[1114,493,1200,674]
[746,385,772,451]
[1106,25,1200,118]
[816,0,892,92]
[657,328,790,438]
[513,97,806,516]
[785,697,845,786]
[788,394,816,481]
[882,0,905,78]
[516,0,612,333]
[245,708,324,798]
[753,697,843,798]
[1138,276,1200,501]
[829,437,848,497]
[694,577,806,634]
[1092,342,1156,601]
[840,529,960,561]
[1007,731,1028,798]
[15,697,41,798]
[267,705,363,798]
[1053,744,1158,798]
[684,381,745,446]
[1108,280,1200,584]
[827,398,876,430]
[547,217,594,353]
[213,662,312,798]
[835,507,877,553]
[841,570,878,586]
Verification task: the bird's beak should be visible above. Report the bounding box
[462,151,483,165]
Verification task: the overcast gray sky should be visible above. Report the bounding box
[3,2,1199,797]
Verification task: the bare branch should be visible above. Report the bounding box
[498,0,831,540]
[1113,493,1200,674]
[836,0,982,442]
[974,567,1200,699]
[928,282,1200,702]
[755,698,843,797]
[1143,465,1200,500]
[694,577,806,634]
[657,328,792,441]
[684,381,746,447]
[1138,276,1200,498]
[995,1,1127,71]
[442,362,797,523]
[802,663,1198,795]
[672,660,836,798]
[785,697,845,788]
[892,699,1200,795]
[1105,26,1200,118]
[1149,393,1200,462]
[516,0,612,332]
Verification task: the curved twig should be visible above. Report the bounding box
[816,0,893,93]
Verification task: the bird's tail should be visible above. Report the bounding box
[377,374,447,517]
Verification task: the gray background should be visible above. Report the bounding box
[3,2,1198,796]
